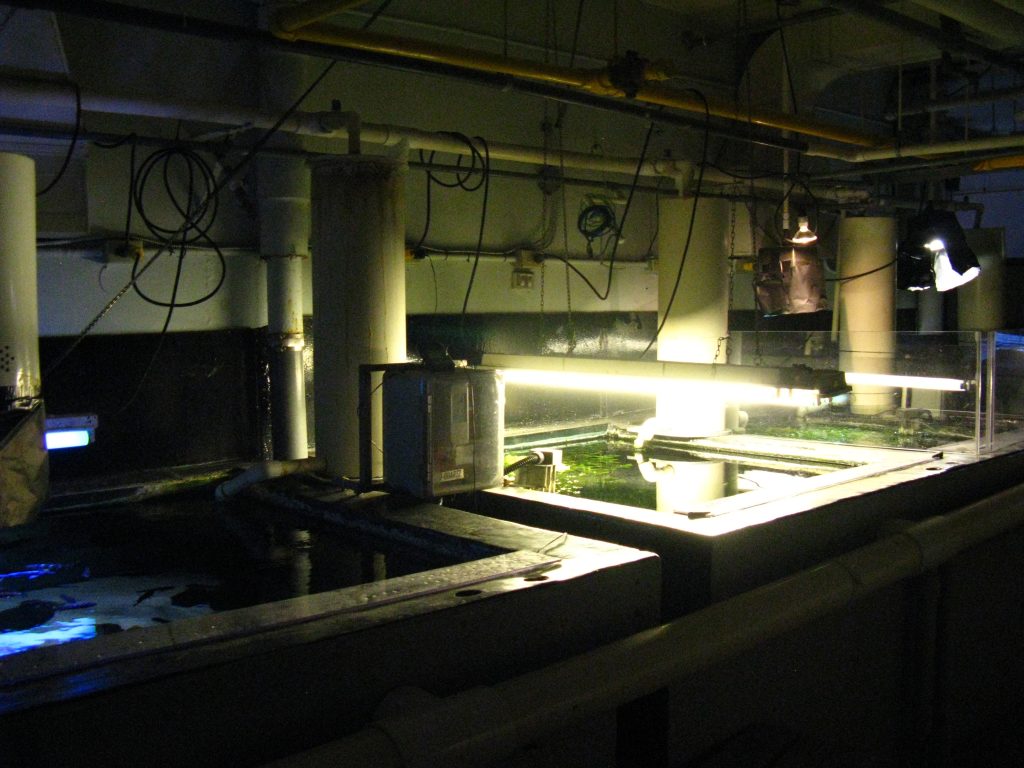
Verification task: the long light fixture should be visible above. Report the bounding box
[844,371,968,392]
[486,354,849,407]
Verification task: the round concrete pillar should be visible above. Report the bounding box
[311,156,407,480]
[838,216,896,415]
[655,197,730,437]
[958,228,1005,332]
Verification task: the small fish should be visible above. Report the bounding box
[0,591,25,600]
[133,586,175,606]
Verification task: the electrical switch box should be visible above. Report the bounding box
[382,367,504,498]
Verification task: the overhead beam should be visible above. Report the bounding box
[819,0,1024,73]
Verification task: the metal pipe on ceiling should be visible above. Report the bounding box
[274,0,372,35]
[271,19,886,147]
[992,0,1024,14]
[0,75,838,197]
[818,0,1024,73]
[807,131,1024,162]
[883,83,1024,120]
[3,0,808,153]
[906,0,1024,46]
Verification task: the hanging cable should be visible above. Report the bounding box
[129,146,226,309]
[639,91,711,359]
[37,81,81,198]
[44,60,340,378]
[459,136,491,318]
[825,259,896,283]
[43,0,399,378]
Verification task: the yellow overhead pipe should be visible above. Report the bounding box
[973,155,1024,172]
[635,82,882,148]
[275,0,375,35]
[271,17,886,148]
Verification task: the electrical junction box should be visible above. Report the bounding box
[382,367,504,499]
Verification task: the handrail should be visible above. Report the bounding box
[261,479,1024,768]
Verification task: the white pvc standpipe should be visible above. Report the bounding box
[0,153,39,409]
[311,156,407,480]
[259,43,311,460]
[261,155,311,460]
[958,228,1005,332]
[838,217,896,415]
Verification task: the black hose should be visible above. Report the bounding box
[503,452,543,476]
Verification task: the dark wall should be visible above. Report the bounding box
[40,330,266,480]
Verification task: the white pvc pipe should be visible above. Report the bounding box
[809,132,1024,162]
[838,217,897,415]
[0,152,40,408]
[311,156,407,480]
[958,228,1006,332]
[260,156,311,460]
[0,75,864,199]
[214,458,325,500]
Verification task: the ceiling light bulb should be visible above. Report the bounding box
[788,216,818,245]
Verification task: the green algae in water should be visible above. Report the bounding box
[752,421,971,449]
[552,441,657,509]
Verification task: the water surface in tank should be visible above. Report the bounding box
[0,492,478,659]
[509,437,837,512]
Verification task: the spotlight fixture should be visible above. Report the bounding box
[897,208,980,292]
[787,216,818,245]
[896,243,935,292]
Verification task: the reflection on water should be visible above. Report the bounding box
[523,439,824,513]
[0,493,466,659]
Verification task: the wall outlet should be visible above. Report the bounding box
[102,239,144,263]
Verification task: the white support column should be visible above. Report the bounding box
[655,196,730,437]
[838,216,896,415]
[651,196,729,512]
[0,152,40,410]
[311,156,407,480]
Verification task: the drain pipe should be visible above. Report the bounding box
[258,40,312,461]
[261,480,1024,768]
[261,161,310,460]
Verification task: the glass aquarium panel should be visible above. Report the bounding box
[499,331,999,452]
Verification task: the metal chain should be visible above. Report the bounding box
[719,195,738,364]
[540,260,546,315]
